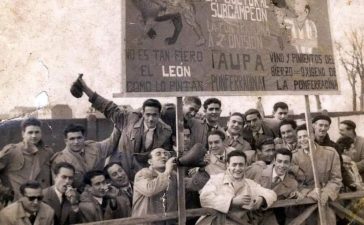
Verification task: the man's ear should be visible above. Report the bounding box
[147,158,152,166]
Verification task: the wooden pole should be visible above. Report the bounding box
[304,95,327,225]
[176,97,186,225]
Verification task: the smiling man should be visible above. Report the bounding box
[0,180,54,225]
[312,114,339,152]
[224,112,252,152]
[132,148,177,225]
[74,77,173,180]
[189,98,225,148]
[197,150,277,225]
[0,118,54,200]
[278,119,298,152]
[52,123,121,190]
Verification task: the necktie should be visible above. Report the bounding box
[272,176,281,187]
[145,128,154,150]
[29,214,36,225]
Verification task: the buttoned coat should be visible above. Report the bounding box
[197,172,277,225]
[0,201,54,225]
[51,127,121,188]
[42,186,82,225]
[0,142,53,200]
[132,167,178,225]
[89,93,172,179]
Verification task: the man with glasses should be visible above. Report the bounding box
[0,180,54,225]
[132,148,177,225]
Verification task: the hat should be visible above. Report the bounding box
[312,114,331,124]
[340,120,356,130]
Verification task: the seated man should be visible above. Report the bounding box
[79,170,130,222]
[0,180,54,225]
[245,138,276,181]
[43,162,82,225]
[257,148,298,225]
[197,150,277,225]
[104,162,133,213]
[51,123,121,190]
[0,118,54,200]
[132,148,177,225]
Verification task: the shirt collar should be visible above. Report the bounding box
[144,123,156,132]
[93,196,103,205]
[272,166,285,182]
[253,127,264,136]
[54,186,64,203]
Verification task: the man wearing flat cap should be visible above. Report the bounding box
[339,120,364,180]
[312,114,339,152]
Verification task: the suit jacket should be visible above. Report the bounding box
[0,201,54,225]
[42,186,82,225]
[224,133,252,152]
[51,128,121,188]
[79,189,130,223]
[258,164,298,199]
[189,118,225,148]
[242,122,276,149]
[89,93,172,179]
[0,141,53,200]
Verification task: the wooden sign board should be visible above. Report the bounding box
[119,0,339,97]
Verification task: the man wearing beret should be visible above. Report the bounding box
[312,114,339,152]
[339,120,364,180]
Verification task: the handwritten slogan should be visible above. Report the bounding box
[124,0,338,95]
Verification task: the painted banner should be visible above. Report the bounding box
[123,0,338,96]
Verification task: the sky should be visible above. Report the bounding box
[0,0,364,118]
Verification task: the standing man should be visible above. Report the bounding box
[312,114,339,152]
[52,123,121,189]
[265,102,289,137]
[205,130,229,175]
[0,180,54,225]
[132,148,177,225]
[0,118,54,200]
[292,124,342,225]
[197,150,277,225]
[278,119,298,152]
[74,77,173,180]
[79,170,130,222]
[339,120,364,179]
[189,98,224,148]
[43,162,82,225]
[243,108,276,149]
[257,148,298,225]
[224,112,252,152]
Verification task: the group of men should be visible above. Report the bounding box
[0,76,363,225]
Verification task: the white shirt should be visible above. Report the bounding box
[54,186,64,204]
[272,167,285,183]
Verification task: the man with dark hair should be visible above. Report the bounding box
[74,78,173,180]
[51,123,121,189]
[104,162,133,206]
[291,124,341,225]
[265,102,289,136]
[245,138,276,181]
[183,96,202,123]
[204,130,229,175]
[0,180,54,225]
[339,120,364,180]
[132,148,177,225]
[78,170,129,222]
[0,117,54,200]
[243,108,276,149]
[197,150,277,225]
[43,162,82,225]
[189,97,225,148]
[257,148,298,225]
[224,112,252,152]
[277,119,298,152]
[312,114,339,152]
